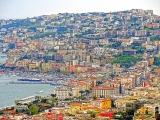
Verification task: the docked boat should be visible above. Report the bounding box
[17,78,41,82]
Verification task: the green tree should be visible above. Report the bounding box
[110,74,115,79]
[100,95,104,98]
[41,97,47,103]
[154,57,160,67]
[93,96,97,100]
[14,100,19,105]
[150,35,160,42]
[112,54,142,68]
[35,66,41,71]
[109,41,122,48]
[96,81,103,86]
[30,32,55,40]
[111,99,115,108]
[79,90,85,98]
[131,42,145,54]
[91,112,96,118]
[48,49,57,53]
[131,42,141,48]
[56,69,60,73]
[68,92,73,101]
[51,94,56,97]
[51,98,57,103]
[29,104,39,115]
[35,96,41,101]
[126,109,135,116]
[85,90,90,95]
[136,47,145,54]
[60,69,69,75]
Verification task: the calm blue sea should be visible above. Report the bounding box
[0,53,56,108]
[0,76,55,107]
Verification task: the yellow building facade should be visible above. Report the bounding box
[16,59,29,68]
[91,98,111,109]
[28,62,39,70]
[41,62,53,72]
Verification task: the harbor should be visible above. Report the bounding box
[0,75,57,108]
[0,52,74,108]
[6,72,73,85]
[0,69,74,108]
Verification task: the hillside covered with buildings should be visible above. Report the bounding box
[1,9,160,120]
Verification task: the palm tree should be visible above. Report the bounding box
[14,100,19,105]
[35,96,41,101]
[93,96,97,100]
[96,81,103,86]
[110,74,115,79]
[51,94,56,98]
[79,90,85,100]
[85,90,90,96]
[68,92,73,102]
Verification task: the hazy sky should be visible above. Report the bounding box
[0,0,160,19]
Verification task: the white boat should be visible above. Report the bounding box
[13,75,16,77]
[36,90,44,94]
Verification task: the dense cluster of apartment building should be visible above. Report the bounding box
[1,9,160,119]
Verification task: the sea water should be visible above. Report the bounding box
[0,75,55,107]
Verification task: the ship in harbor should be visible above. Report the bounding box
[8,74,74,85]
[17,78,41,82]
[10,77,64,85]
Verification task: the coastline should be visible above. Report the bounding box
[0,74,58,108]
[0,52,69,109]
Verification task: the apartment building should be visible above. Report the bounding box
[53,85,73,100]
[92,85,119,98]
[16,59,30,68]
[91,98,112,109]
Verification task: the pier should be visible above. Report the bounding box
[0,96,35,110]
[9,81,63,86]
[18,96,35,105]
[19,96,35,101]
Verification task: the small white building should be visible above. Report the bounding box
[53,86,73,100]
